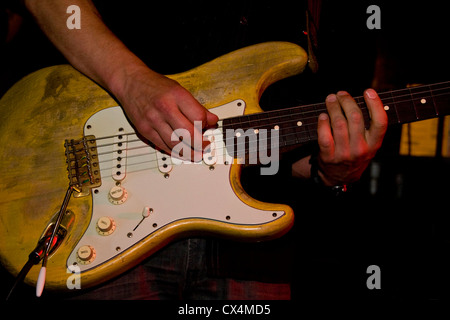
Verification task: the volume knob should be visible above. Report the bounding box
[76,245,96,265]
[108,185,128,205]
[96,216,116,236]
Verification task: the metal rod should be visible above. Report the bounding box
[36,186,73,297]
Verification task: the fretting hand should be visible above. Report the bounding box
[292,89,388,186]
[316,89,388,185]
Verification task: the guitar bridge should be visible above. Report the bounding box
[65,135,102,197]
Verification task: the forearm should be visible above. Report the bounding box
[24,0,147,96]
[292,156,339,186]
[291,156,311,180]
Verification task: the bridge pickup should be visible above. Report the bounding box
[65,135,102,197]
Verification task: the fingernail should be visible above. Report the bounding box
[318,113,328,121]
[326,94,337,102]
[366,88,378,99]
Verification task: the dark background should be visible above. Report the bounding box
[1,0,450,301]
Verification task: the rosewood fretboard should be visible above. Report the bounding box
[222,82,450,153]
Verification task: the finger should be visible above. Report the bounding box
[176,90,210,126]
[156,121,184,152]
[172,118,210,153]
[161,122,203,161]
[165,106,206,152]
[336,91,366,142]
[144,109,198,159]
[142,124,173,156]
[206,110,219,126]
[364,89,388,149]
[171,92,213,151]
[325,93,349,154]
[317,112,335,161]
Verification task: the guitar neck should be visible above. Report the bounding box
[222,81,450,153]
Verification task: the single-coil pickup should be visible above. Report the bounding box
[203,129,218,166]
[112,132,127,181]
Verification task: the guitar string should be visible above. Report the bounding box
[69,88,450,178]
[74,87,450,154]
[87,94,450,180]
[75,84,450,149]
[79,85,446,154]
[73,88,450,179]
[227,84,450,130]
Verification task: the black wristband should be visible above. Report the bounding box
[309,150,348,196]
[309,150,323,186]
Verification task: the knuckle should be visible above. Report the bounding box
[374,120,388,134]
[138,122,153,136]
[193,108,208,123]
[153,95,174,112]
[170,84,195,104]
[348,110,363,124]
[189,109,210,128]
[348,142,377,164]
[318,134,334,152]
[143,108,160,124]
[169,81,187,94]
[338,150,352,163]
[332,117,347,131]
[350,148,368,162]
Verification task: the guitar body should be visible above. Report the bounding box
[0,42,307,291]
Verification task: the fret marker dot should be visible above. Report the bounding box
[254,129,259,134]
[420,98,427,104]
[274,125,280,130]
[297,121,303,127]
[235,132,241,137]
[384,105,390,111]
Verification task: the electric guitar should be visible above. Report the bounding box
[0,42,449,292]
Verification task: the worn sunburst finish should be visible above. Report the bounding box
[0,42,308,291]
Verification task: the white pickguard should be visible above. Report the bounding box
[67,100,285,271]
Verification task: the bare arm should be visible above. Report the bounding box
[25,0,137,94]
[24,0,385,183]
[24,0,218,157]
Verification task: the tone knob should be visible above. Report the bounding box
[76,245,96,265]
[108,185,128,205]
[96,216,116,236]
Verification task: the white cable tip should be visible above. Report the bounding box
[36,266,46,297]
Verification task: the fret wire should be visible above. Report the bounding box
[88,87,450,153]
[224,88,450,150]
[408,86,418,120]
[90,94,450,170]
[65,83,450,174]
[221,94,450,154]
[431,83,440,115]
[435,84,450,116]
[295,107,307,144]
[222,85,450,133]
[378,92,397,125]
[411,84,436,119]
[87,86,450,158]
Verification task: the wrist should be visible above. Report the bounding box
[106,56,149,100]
[309,150,348,195]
